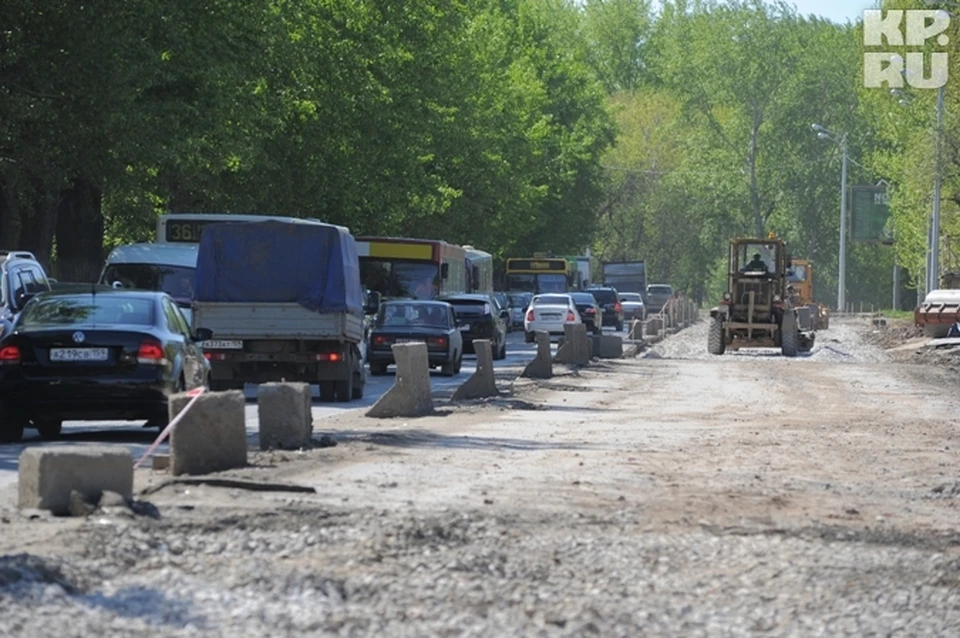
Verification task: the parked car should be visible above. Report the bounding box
[569,292,602,335]
[618,292,646,321]
[436,293,508,360]
[524,293,580,342]
[507,292,533,331]
[0,289,211,443]
[586,287,624,331]
[646,283,674,315]
[367,300,463,376]
[0,250,54,340]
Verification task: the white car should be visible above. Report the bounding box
[524,293,581,342]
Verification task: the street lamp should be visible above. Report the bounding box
[812,123,848,311]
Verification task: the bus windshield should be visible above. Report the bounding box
[360,260,438,300]
[506,273,567,294]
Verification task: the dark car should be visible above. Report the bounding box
[437,293,509,360]
[587,287,624,331]
[0,290,211,443]
[367,300,463,376]
[0,250,54,339]
[569,292,602,335]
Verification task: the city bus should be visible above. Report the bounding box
[356,237,466,300]
[156,212,325,244]
[464,246,494,294]
[504,257,573,293]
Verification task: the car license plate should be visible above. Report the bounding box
[201,340,243,350]
[395,338,422,344]
[50,347,109,362]
[459,325,471,331]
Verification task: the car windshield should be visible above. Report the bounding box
[101,263,195,303]
[20,295,155,327]
[588,289,617,304]
[788,265,807,281]
[620,293,642,302]
[737,243,778,274]
[535,295,570,306]
[376,303,449,327]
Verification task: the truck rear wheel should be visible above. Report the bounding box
[319,381,336,402]
[335,375,353,402]
[350,369,364,399]
[707,316,726,355]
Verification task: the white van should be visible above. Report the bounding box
[99,243,199,322]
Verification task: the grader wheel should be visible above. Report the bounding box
[707,316,726,355]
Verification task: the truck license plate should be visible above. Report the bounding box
[201,340,243,350]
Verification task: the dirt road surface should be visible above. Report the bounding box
[2,316,959,636]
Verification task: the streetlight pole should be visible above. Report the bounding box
[839,133,848,311]
[812,123,847,311]
[932,83,944,292]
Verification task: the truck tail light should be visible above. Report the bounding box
[0,345,20,364]
[137,340,166,365]
[312,352,342,362]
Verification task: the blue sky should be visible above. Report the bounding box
[787,0,879,24]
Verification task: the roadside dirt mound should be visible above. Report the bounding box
[861,317,924,349]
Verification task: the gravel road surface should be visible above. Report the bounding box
[2,316,959,637]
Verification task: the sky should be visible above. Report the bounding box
[786,0,879,24]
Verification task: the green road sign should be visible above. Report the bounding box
[850,185,892,244]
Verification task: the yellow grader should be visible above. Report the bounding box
[708,235,815,357]
[786,258,830,331]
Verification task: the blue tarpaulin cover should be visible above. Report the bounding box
[194,220,363,316]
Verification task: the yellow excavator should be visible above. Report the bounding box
[786,259,829,331]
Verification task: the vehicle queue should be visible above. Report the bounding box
[0,213,652,443]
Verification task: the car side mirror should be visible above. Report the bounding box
[194,327,214,342]
[500,309,509,319]
[364,291,381,314]
[112,280,124,289]
[47,278,58,284]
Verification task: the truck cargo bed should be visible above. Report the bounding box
[193,302,363,342]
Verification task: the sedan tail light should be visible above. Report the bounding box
[584,307,596,314]
[614,302,622,312]
[137,339,166,365]
[566,310,576,321]
[0,345,20,364]
[427,336,448,348]
[372,335,393,346]
[526,309,535,322]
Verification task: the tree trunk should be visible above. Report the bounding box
[19,180,59,269]
[55,179,104,282]
[0,175,23,249]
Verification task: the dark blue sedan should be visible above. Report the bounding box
[367,300,463,376]
[0,289,210,442]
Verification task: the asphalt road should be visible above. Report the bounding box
[0,327,631,487]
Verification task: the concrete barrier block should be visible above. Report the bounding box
[521,331,552,378]
[18,446,133,515]
[646,317,662,337]
[257,382,313,450]
[628,319,643,340]
[452,339,498,400]
[598,335,623,358]
[554,324,590,366]
[169,390,247,476]
[367,342,433,417]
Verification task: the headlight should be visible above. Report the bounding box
[722,292,732,301]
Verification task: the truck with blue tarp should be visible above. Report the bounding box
[191,220,371,402]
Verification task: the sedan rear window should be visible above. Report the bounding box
[20,295,155,327]
[620,293,643,302]
[570,293,596,304]
[534,295,571,305]
[588,290,617,304]
[648,285,673,294]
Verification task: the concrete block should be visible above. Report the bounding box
[554,324,590,366]
[521,330,552,378]
[257,382,313,450]
[627,319,643,340]
[452,339,498,400]
[18,446,133,515]
[366,343,433,418]
[169,390,247,476]
[598,334,623,358]
[645,317,662,337]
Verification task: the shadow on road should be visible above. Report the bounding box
[332,428,596,451]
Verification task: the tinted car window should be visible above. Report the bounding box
[445,299,490,313]
[589,289,618,304]
[570,293,596,304]
[20,295,156,327]
[534,295,571,306]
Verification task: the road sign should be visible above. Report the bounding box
[850,185,892,244]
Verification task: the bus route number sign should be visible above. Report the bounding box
[165,220,212,242]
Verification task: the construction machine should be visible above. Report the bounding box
[914,272,960,337]
[708,235,814,357]
[786,258,830,331]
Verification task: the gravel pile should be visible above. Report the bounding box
[2,507,959,636]
[645,317,892,364]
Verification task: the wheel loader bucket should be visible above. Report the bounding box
[915,289,960,338]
